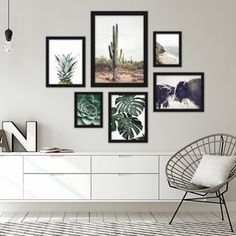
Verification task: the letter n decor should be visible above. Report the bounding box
[2,121,37,152]
[0,130,10,152]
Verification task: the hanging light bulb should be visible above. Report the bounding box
[3,29,13,52]
[3,0,13,53]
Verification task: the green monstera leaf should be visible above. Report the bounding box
[111,108,125,132]
[115,95,145,117]
[117,113,143,140]
[111,108,118,132]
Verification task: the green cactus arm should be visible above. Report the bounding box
[115,24,118,62]
[110,42,113,52]
[108,45,113,60]
[112,25,116,53]
[119,49,123,61]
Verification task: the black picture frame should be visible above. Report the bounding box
[153,31,182,67]
[46,37,86,87]
[91,11,148,87]
[74,92,103,128]
[109,92,148,143]
[153,72,204,112]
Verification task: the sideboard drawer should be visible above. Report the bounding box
[0,156,23,199]
[92,155,158,173]
[24,174,90,199]
[92,174,158,199]
[24,156,90,173]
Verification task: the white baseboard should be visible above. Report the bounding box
[0,202,236,212]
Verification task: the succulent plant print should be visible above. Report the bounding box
[110,94,147,141]
[75,93,102,127]
[55,53,78,85]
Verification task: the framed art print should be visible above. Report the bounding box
[74,92,103,128]
[46,37,85,87]
[91,11,148,87]
[153,72,204,112]
[153,31,182,67]
[109,92,148,142]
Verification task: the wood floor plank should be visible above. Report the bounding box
[63,212,77,222]
[103,212,117,222]
[23,212,40,223]
[164,212,184,223]
[140,212,156,222]
[189,212,209,222]
[0,212,15,222]
[227,211,236,221]
[202,212,221,222]
[127,212,143,222]
[50,212,65,222]
[1,211,233,224]
[77,212,89,222]
[37,212,52,222]
[115,212,130,222]
[9,212,28,223]
[89,212,104,222]
[151,212,169,223]
[178,212,197,222]
[211,211,224,221]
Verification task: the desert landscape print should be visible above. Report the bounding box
[92,12,147,86]
[154,32,182,67]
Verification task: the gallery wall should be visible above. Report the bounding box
[0,0,236,153]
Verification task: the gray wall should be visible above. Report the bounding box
[0,0,236,153]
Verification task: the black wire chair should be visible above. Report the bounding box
[166,133,236,232]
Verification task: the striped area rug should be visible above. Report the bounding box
[0,221,235,236]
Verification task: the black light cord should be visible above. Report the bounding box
[7,0,10,29]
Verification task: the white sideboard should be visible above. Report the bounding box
[0,152,184,202]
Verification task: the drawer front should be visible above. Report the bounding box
[92,155,158,173]
[24,156,90,173]
[0,156,23,199]
[160,156,195,200]
[159,156,185,200]
[92,174,158,200]
[24,174,90,199]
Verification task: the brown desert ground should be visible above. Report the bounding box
[96,69,144,83]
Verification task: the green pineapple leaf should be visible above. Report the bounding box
[55,53,78,85]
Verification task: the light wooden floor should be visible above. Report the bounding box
[0,212,235,223]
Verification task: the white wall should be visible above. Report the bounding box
[0,0,236,152]
[0,0,236,203]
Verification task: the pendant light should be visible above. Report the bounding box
[3,0,13,52]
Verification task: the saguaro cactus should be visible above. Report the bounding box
[108,24,122,81]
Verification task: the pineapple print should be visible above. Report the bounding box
[55,53,78,85]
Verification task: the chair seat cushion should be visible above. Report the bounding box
[190,154,236,188]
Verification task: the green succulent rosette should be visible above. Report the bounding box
[76,95,101,126]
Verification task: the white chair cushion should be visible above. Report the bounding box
[190,154,236,188]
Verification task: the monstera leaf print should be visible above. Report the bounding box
[111,94,146,141]
[115,95,145,117]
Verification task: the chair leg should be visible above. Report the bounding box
[221,194,234,232]
[217,191,224,220]
[169,192,187,225]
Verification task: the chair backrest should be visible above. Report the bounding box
[166,134,236,190]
